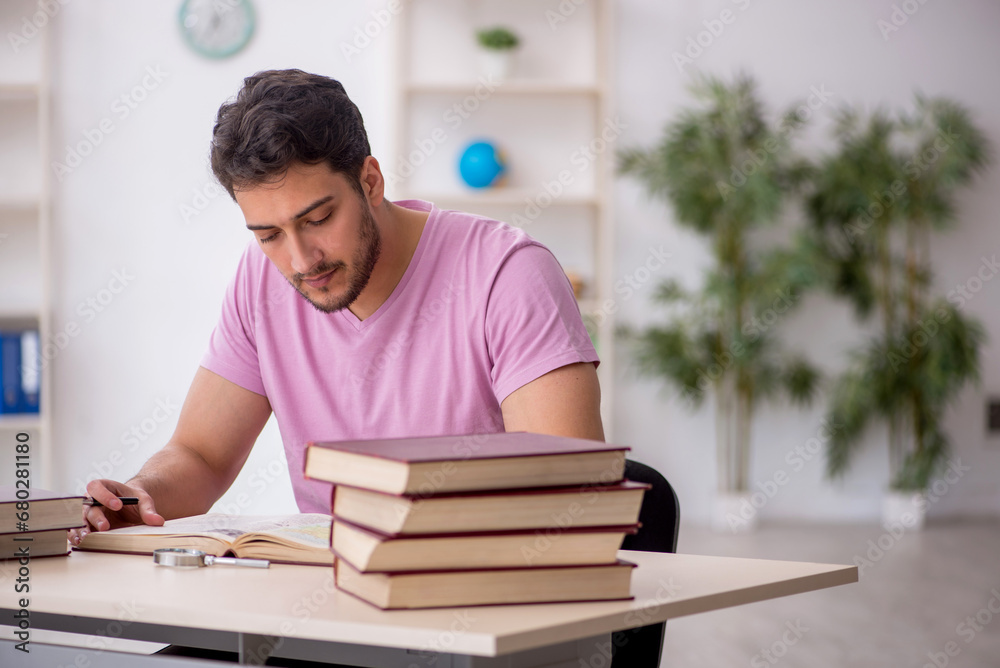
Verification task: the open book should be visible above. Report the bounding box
[77,513,333,566]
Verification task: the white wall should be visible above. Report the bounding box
[49,0,395,514]
[42,1,1000,524]
[612,0,1000,525]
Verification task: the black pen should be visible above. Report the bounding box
[83,496,139,508]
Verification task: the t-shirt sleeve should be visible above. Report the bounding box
[199,248,267,396]
[485,243,600,404]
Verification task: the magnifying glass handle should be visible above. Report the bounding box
[204,555,270,568]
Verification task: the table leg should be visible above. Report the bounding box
[453,634,610,668]
[237,632,282,665]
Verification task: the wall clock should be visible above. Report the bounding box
[178,0,255,59]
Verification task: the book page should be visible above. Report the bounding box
[86,513,331,543]
[230,514,332,549]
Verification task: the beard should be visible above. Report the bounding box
[291,197,382,314]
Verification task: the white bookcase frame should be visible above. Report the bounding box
[392,0,617,437]
[0,7,53,489]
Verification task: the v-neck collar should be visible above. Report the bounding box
[337,200,436,333]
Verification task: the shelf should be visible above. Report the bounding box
[0,83,40,101]
[0,414,42,431]
[398,0,616,436]
[405,80,600,96]
[0,310,40,322]
[0,198,40,214]
[402,189,599,208]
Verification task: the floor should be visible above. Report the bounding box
[662,520,1000,667]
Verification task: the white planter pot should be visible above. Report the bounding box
[712,492,760,534]
[478,49,516,82]
[882,490,926,531]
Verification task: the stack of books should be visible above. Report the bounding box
[1,488,84,559]
[304,432,648,609]
[0,329,41,415]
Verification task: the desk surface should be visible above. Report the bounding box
[0,549,857,657]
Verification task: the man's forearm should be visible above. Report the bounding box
[126,441,230,520]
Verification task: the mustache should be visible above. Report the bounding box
[295,262,346,282]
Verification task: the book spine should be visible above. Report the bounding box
[333,515,641,540]
[0,332,22,414]
[20,329,40,414]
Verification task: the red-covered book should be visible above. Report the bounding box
[0,487,84,533]
[1,487,84,559]
[332,516,638,572]
[336,558,637,609]
[331,480,650,535]
[304,432,628,495]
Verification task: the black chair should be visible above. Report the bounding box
[611,459,680,668]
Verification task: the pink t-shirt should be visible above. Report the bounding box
[200,199,599,513]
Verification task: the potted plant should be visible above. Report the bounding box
[807,96,992,529]
[475,26,520,81]
[618,75,822,532]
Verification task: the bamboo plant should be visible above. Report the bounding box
[808,95,991,491]
[618,75,822,495]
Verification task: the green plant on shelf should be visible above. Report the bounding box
[475,26,520,51]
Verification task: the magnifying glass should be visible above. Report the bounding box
[153,548,270,569]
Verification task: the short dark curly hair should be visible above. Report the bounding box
[210,69,372,200]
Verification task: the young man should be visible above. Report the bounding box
[72,69,602,542]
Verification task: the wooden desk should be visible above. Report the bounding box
[0,549,857,666]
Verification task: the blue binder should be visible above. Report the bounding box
[19,330,40,414]
[0,332,21,414]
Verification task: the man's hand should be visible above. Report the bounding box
[67,367,270,548]
[69,479,164,546]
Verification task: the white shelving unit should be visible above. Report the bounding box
[1,2,52,488]
[393,0,617,436]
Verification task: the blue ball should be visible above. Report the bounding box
[458,141,506,189]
